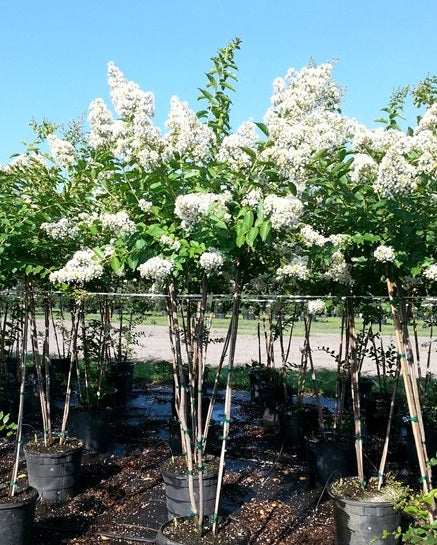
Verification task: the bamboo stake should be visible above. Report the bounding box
[212,267,242,536]
[386,279,430,493]
[347,299,364,485]
[377,359,401,490]
[9,292,28,497]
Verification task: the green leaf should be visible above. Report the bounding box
[110,255,121,272]
[241,146,256,160]
[254,122,269,136]
[127,255,139,270]
[236,232,246,247]
[242,210,254,233]
[259,220,271,241]
[147,224,165,238]
[135,239,147,250]
[246,226,259,247]
[92,247,105,259]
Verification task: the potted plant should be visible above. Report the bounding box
[0,292,38,545]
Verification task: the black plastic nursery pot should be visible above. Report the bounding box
[24,439,83,501]
[0,487,38,545]
[155,516,250,545]
[160,457,219,520]
[329,484,401,545]
[305,434,357,488]
[280,406,319,454]
[68,407,112,452]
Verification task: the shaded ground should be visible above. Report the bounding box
[0,385,413,545]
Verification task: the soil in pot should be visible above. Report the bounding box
[156,516,250,545]
[329,477,404,545]
[24,438,83,502]
[160,455,219,521]
[0,484,38,545]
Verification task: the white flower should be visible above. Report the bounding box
[174,193,230,229]
[199,250,224,274]
[307,299,326,315]
[324,250,353,285]
[328,233,350,248]
[374,245,395,263]
[138,257,173,281]
[49,249,103,285]
[100,211,136,235]
[242,188,263,208]
[350,153,378,183]
[300,225,327,247]
[217,121,258,170]
[374,149,418,198]
[164,96,214,162]
[88,98,114,149]
[276,256,309,281]
[107,61,155,120]
[47,134,76,168]
[1,153,47,172]
[160,235,181,252]
[138,199,153,213]
[264,194,303,230]
[41,218,78,239]
[423,264,437,282]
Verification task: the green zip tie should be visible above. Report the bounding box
[361,480,367,487]
[419,476,427,483]
[219,435,230,441]
[188,469,194,476]
[410,416,418,422]
[197,465,205,472]
[184,429,190,435]
[10,480,19,486]
[221,418,231,424]
[188,511,196,519]
[355,435,363,441]
[378,472,383,477]
[398,353,406,358]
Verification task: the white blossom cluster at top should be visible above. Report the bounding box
[174,192,231,230]
[373,245,396,263]
[49,249,103,284]
[138,256,174,281]
[199,250,224,273]
[307,299,327,315]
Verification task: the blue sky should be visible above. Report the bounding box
[1,0,436,164]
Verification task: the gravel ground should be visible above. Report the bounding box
[130,324,436,375]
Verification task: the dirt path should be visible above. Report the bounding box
[131,325,436,375]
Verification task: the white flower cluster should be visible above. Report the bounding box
[138,199,153,213]
[160,235,181,252]
[164,96,214,163]
[307,299,326,315]
[374,149,418,198]
[324,250,353,285]
[47,134,76,168]
[328,233,350,248]
[242,188,263,208]
[199,250,224,274]
[88,98,114,149]
[300,225,327,247]
[41,218,78,239]
[217,121,258,170]
[266,63,340,122]
[276,257,309,282]
[413,130,437,177]
[100,211,136,235]
[415,103,437,134]
[138,257,173,281]
[423,263,437,282]
[350,153,378,183]
[373,245,395,263]
[174,192,230,229]
[49,249,103,285]
[107,61,155,120]
[264,194,303,230]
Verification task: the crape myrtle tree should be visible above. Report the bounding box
[0,44,359,532]
[299,76,437,493]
